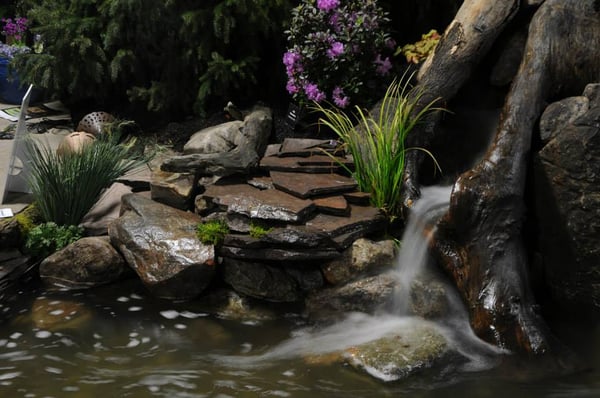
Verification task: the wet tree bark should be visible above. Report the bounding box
[405,0,600,353]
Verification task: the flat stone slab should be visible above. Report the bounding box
[224,227,336,250]
[219,245,340,262]
[260,155,343,173]
[306,205,386,239]
[313,195,350,216]
[271,171,358,199]
[344,191,372,205]
[247,176,274,190]
[278,138,338,157]
[202,183,315,223]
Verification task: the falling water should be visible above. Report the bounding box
[393,185,454,315]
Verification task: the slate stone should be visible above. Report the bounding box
[313,195,350,216]
[150,169,197,210]
[271,171,357,199]
[296,155,352,167]
[260,226,336,249]
[203,183,316,223]
[260,155,343,173]
[264,143,281,157]
[539,96,589,144]
[306,205,386,238]
[278,138,338,157]
[247,176,274,190]
[219,245,340,262]
[223,233,267,249]
[183,121,243,154]
[343,191,372,205]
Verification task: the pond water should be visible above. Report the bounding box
[1,185,599,397]
[0,277,598,398]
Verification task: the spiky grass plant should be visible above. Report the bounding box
[314,78,441,220]
[24,127,152,226]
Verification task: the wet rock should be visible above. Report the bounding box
[284,264,324,293]
[30,297,92,332]
[322,238,397,285]
[539,96,589,144]
[534,90,600,314]
[0,251,35,293]
[162,106,272,176]
[247,176,274,190]
[344,320,452,381]
[260,227,336,249]
[203,183,316,223]
[271,171,357,199]
[40,236,130,290]
[150,169,197,210]
[221,258,304,302]
[305,273,397,320]
[409,279,450,319]
[109,194,216,300]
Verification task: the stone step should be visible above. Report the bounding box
[270,171,358,199]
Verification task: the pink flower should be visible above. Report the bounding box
[317,0,340,11]
[326,41,344,59]
[286,79,300,94]
[332,87,349,108]
[375,54,392,75]
[304,82,326,102]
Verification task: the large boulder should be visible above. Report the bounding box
[39,236,130,290]
[534,83,600,315]
[109,194,216,300]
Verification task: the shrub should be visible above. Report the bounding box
[14,0,293,117]
[196,220,229,246]
[24,125,151,226]
[284,0,395,109]
[25,222,83,258]
[314,77,441,220]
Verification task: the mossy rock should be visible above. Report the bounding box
[0,204,42,249]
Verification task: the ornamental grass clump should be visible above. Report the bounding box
[284,0,395,109]
[315,78,441,220]
[25,125,151,226]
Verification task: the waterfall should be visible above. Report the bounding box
[214,185,503,376]
[393,185,453,315]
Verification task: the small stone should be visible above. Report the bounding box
[313,196,350,216]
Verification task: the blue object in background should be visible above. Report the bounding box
[0,57,39,104]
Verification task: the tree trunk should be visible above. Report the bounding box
[432,0,600,353]
[399,0,521,208]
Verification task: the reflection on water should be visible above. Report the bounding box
[0,277,598,397]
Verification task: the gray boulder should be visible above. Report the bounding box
[539,96,589,144]
[39,236,130,290]
[109,194,216,300]
[343,320,453,381]
[305,273,397,319]
[534,84,600,314]
[321,238,397,285]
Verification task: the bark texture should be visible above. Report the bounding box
[432,0,600,353]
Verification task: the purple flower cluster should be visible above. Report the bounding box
[2,17,28,45]
[284,0,394,108]
[317,0,340,11]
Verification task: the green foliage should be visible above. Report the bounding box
[25,221,83,258]
[196,219,229,246]
[15,0,293,117]
[24,127,152,226]
[314,77,441,221]
[398,29,441,64]
[249,221,273,239]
